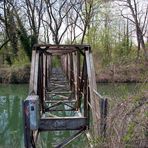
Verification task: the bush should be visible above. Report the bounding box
[0,64,30,83]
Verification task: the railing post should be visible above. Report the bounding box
[23,100,32,148]
[38,52,45,113]
[70,53,73,90]
[100,98,108,137]
[77,51,81,110]
[73,52,78,100]
[23,95,39,148]
[47,55,52,89]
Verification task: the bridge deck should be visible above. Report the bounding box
[40,67,86,131]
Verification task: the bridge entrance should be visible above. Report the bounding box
[23,45,105,148]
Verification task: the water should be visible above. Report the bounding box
[0,83,147,148]
[0,84,28,148]
[97,83,148,99]
[0,84,88,148]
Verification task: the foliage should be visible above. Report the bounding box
[52,56,61,68]
[13,48,30,66]
[92,84,148,147]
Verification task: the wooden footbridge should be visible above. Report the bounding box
[23,44,107,148]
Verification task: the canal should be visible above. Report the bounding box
[0,83,147,147]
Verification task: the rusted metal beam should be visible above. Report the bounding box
[39,117,87,131]
[46,91,72,94]
[45,100,76,103]
[46,49,76,53]
[33,44,90,49]
[45,109,76,112]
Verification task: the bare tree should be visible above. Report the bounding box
[117,0,148,60]
[2,0,18,57]
[43,0,75,44]
[25,0,43,43]
[71,0,98,44]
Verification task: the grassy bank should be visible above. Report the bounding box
[96,61,148,83]
[0,64,30,84]
[0,57,148,84]
[93,89,148,147]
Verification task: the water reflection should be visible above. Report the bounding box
[0,83,147,148]
[97,83,148,99]
[0,84,28,148]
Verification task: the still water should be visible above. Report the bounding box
[0,83,147,148]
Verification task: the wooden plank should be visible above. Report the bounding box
[34,51,39,94]
[70,53,73,89]
[46,109,76,111]
[73,52,78,100]
[44,54,47,89]
[45,100,76,103]
[85,49,100,137]
[39,117,87,131]
[76,51,81,110]
[29,50,36,94]
[38,53,44,112]
[46,91,72,94]
[47,55,52,89]
[43,54,46,101]
[67,54,70,80]
[66,55,68,78]
[89,51,101,134]
[34,44,90,49]
[47,48,76,52]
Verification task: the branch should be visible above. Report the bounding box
[72,32,82,44]
[142,5,148,32]
[120,9,136,24]
[0,39,10,50]
[59,22,74,43]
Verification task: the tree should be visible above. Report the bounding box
[24,0,43,43]
[43,0,75,44]
[117,0,148,60]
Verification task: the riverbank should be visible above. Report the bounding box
[96,61,148,83]
[0,61,147,84]
[0,64,30,83]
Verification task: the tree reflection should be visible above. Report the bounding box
[0,85,28,148]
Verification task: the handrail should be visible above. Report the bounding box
[93,89,104,99]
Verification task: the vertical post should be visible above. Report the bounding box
[43,53,46,102]
[47,55,52,90]
[87,84,90,129]
[84,67,88,118]
[39,52,44,113]
[73,52,78,100]
[45,54,48,90]
[70,53,73,90]
[77,51,81,109]
[100,98,108,137]
[66,55,68,78]
[79,55,86,111]
[67,54,70,81]
[23,100,31,148]
[85,47,100,137]
[29,47,39,94]
[29,49,36,94]
[34,50,39,94]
